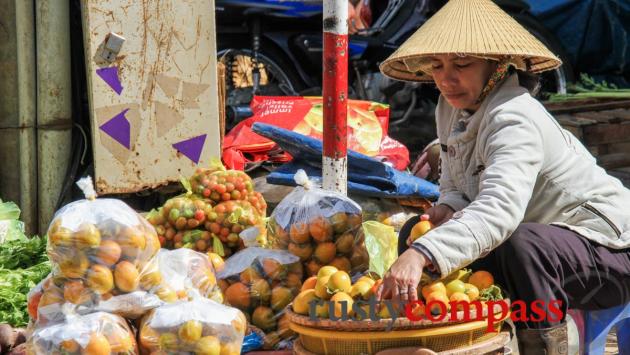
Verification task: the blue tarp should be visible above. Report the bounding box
[251,122,440,199]
[526,0,630,86]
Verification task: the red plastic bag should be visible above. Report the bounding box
[222,96,410,170]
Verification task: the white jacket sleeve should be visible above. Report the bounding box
[413,110,544,278]
[436,149,471,212]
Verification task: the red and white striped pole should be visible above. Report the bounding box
[322,0,348,195]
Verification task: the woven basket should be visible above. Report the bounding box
[287,300,511,355]
[286,299,511,332]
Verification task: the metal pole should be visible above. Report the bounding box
[322,0,348,195]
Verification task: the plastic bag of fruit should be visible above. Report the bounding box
[138,295,246,354]
[45,177,163,319]
[27,311,137,354]
[155,248,223,303]
[217,247,301,347]
[268,170,368,277]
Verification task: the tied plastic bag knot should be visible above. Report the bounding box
[76,176,97,201]
[293,169,312,190]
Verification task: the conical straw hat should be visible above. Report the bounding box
[379,0,562,82]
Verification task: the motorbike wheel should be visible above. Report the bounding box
[217,43,304,129]
[514,13,575,96]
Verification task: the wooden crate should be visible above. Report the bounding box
[546,99,630,186]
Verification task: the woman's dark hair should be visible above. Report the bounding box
[509,66,541,96]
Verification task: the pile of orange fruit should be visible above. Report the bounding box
[27,312,137,354]
[148,165,267,257]
[293,266,382,319]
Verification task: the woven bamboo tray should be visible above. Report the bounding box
[285,299,511,332]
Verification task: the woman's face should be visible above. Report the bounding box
[429,55,497,111]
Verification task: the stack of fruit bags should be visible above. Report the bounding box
[267,170,369,278]
[147,160,267,258]
[217,247,302,350]
[26,177,246,354]
[32,177,164,324]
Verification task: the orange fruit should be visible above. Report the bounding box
[288,243,313,261]
[178,320,203,343]
[39,289,64,307]
[308,217,333,243]
[426,291,450,315]
[196,336,221,355]
[220,341,241,355]
[314,275,332,300]
[347,214,362,229]
[95,240,121,266]
[349,281,372,300]
[357,275,376,287]
[335,233,354,254]
[293,289,317,315]
[327,271,352,293]
[329,256,351,273]
[302,276,318,292]
[251,279,271,305]
[409,215,434,242]
[271,286,293,311]
[464,283,480,301]
[240,267,262,284]
[63,280,91,304]
[252,306,276,332]
[330,213,349,234]
[84,333,111,355]
[155,285,178,303]
[49,226,73,247]
[421,282,446,300]
[218,279,230,293]
[289,223,310,244]
[139,270,163,290]
[108,330,134,352]
[368,279,383,299]
[468,271,494,291]
[262,258,285,281]
[60,339,80,352]
[285,273,302,294]
[314,242,336,264]
[114,261,139,292]
[449,292,471,311]
[317,266,338,279]
[74,223,102,249]
[445,280,466,298]
[330,292,354,318]
[86,264,114,295]
[225,282,251,310]
[118,227,147,258]
[288,262,304,278]
[59,252,89,279]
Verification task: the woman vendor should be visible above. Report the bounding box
[377,0,630,353]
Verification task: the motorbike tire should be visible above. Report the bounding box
[217,36,304,106]
[512,12,575,95]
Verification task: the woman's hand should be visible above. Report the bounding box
[426,204,455,226]
[377,248,428,303]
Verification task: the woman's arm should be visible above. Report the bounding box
[411,110,544,278]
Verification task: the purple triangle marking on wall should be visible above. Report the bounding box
[173,134,207,164]
[96,67,123,95]
[100,108,131,149]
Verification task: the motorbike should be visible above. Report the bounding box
[216,0,574,153]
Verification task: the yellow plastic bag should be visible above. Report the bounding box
[362,221,398,278]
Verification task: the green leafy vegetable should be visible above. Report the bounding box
[547,73,630,102]
[0,235,48,269]
[0,261,51,327]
